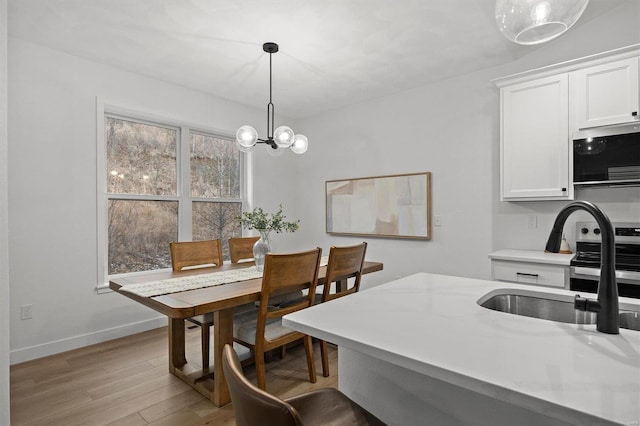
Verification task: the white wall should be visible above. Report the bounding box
[294,1,640,288]
[294,66,496,286]
[1,0,10,421]
[7,38,299,363]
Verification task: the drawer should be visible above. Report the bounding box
[491,260,567,288]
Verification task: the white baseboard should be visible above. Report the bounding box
[10,316,168,365]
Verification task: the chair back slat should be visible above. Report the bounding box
[323,242,367,302]
[170,240,223,271]
[229,236,260,264]
[257,248,322,328]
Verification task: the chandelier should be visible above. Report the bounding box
[495,0,589,45]
[235,42,308,155]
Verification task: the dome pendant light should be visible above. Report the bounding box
[235,42,308,155]
[495,0,589,45]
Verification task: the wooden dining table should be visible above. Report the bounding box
[109,259,383,407]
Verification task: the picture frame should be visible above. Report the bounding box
[325,172,431,240]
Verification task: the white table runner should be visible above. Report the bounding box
[120,256,329,298]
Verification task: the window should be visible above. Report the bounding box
[97,106,245,291]
[189,132,243,246]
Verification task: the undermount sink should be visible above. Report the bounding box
[478,290,640,332]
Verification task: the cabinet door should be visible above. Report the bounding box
[572,57,639,130]
[501,74,571,201]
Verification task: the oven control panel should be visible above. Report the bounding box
[576,222,640,244]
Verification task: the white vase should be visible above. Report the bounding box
[253,230,271,272]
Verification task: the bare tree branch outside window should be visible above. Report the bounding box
[105,117,242,275]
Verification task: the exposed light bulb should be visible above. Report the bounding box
[291,134,308,155]
[531,1,551,24]
[236,125,258,148]
[274,126,294,148]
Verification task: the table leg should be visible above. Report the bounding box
[168,318,187,373]
[336,278,348,293]
[213,307,233,406]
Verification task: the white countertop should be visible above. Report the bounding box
[489,249,575,265]
[283,273,640,425]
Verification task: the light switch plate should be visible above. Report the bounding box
[20,304,33,320]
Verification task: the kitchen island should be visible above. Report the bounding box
[283,273,640,426]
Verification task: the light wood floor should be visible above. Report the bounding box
[10,326,338,425]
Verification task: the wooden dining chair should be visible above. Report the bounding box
[228,236,260,264]
[169,239,224,370]
[229,236,305,315]
[317,242,367,377]
[170,239,223,271]
[233,247,322,390]
[222,344,386,426]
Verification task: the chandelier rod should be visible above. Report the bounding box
[267,47,274,141]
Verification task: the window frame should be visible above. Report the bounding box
[96,98,251,293]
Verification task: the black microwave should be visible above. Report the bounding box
[573,123,640,186]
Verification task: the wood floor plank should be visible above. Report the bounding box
[18,374,188,426]
[145,399,222,426]
[138,388,205,423]
[86,364,169,400]
[11,359,156,402]
[66,381,193,426]
[10,326,339,426]
[105,412,148,426]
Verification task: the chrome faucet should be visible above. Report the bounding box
[545,201,619,334]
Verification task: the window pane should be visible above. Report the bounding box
[106,117,177,196]
[193,201,242,259]
[108,200,178,274]
[190,133,240,198]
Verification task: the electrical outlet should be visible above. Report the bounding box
[434,215,442,227]
[527,215,537,229]
[20,304,33,320]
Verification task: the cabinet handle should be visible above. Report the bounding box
[632,111,638,117]
[561,187,567,192]
[516,272,539,278]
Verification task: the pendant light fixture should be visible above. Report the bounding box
[495,0,589,45]
[235,42,308,155]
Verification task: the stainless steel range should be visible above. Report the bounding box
[571,222,640,298]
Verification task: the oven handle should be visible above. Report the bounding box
[572,267,640,283]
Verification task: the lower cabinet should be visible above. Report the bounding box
[491,260,568,288]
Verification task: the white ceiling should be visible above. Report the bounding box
[7,0,626,119]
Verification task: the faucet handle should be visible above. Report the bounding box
[574,294,601,313]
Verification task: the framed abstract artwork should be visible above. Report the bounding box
[326,172,431,239]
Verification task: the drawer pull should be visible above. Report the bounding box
[516,272,539,278]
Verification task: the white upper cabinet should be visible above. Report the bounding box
[500,74,571,201]
[571,57,640,131]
